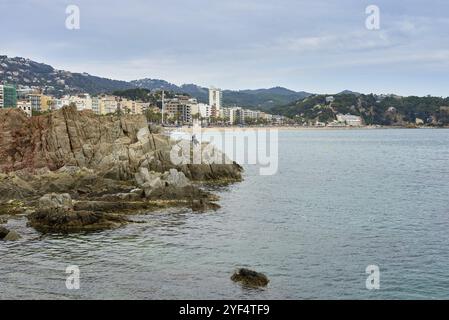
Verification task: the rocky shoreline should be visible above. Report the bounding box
[0,106,242,238]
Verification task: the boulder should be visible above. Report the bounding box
[0,226,20,241]
[30,193,128,232]
[0,226,10,238]
[231,268,269,288]
[137,127,150,144]
[38,193,73,211]
[191,199,220,212]
[135,168,194,198]
[164,169,190,188]
[28,209,127,233]
[3,230,21,241]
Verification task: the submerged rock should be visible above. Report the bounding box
[231,268,269,288]
[28,209,126,233]
[191,199,220,212]
[28,193,128,233]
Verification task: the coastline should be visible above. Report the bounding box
[173,125,449,133]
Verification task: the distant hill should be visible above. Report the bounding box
[271,93,449,126]
[0,55,312,108]
[337,89,361,96]
[0,56,133,96]
[130,80,210,103]
[130,78,311,110]
[221,87,310,110]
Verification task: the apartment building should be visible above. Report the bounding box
[164,95,197,123]
[17,100,32,117]
[0,84,17,108]
[28,93,54,112]
[209,87,222,118]
[336,113,363,126]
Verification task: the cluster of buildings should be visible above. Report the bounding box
[0,84,158,118]
[53,94,156,115]
[163,87,283,125]
[306,96,364,127]
[1,83,283,126]
[335,113,363,126]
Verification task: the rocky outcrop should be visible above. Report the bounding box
[231,268,269,288]
[0,105,242,181]
[28,193,128,232]
[0,106,242,233]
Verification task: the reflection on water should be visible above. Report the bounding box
[2,129,449,299]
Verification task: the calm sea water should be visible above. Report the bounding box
[1,129,449,299]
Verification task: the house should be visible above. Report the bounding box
[336,113,363,126]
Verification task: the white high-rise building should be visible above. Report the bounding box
[198,103,211,119]
[209,87,222,117]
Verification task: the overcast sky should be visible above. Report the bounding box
[1,0,449,96]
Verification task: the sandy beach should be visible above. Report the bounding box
[173,125,388,133]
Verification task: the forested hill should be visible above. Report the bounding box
[272,94,449,126]
[131,79,311,110]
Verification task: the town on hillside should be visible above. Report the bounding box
[0,82,370,128]
[0,83,285,126]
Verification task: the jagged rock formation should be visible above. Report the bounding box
[0,105,241,180]
[231,268,270,288]
[0,106,242,232]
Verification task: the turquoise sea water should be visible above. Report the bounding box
[1,129,449,299]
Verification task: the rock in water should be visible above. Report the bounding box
[28,210,126,233]
[231,268,269,288]
[3,230,21,241]
[29,193,127,232]
[0,226,10,239]
[191,199,220,212]
[0,226,21,241]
